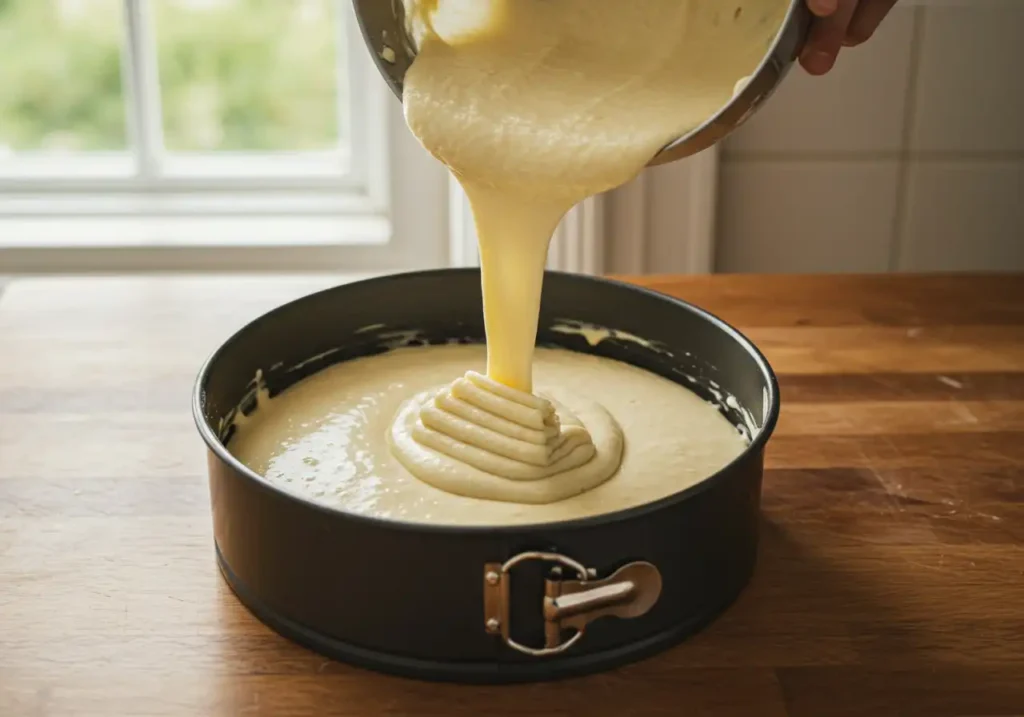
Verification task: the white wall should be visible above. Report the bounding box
[714,4,1024,274]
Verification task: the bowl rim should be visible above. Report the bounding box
[192,268,780,535]
[651,0,809,164]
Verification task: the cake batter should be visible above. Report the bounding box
[389,0,784,500]
[230,0,782,520]
[229,345,747,526]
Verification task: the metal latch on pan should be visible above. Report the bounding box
[483,551,663,657]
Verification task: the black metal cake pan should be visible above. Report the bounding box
[193,269,779,683]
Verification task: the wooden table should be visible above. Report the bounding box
[2,273,1023,717]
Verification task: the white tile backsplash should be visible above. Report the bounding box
[714,4,1024,274]
[717,161,900,274]
[911,7,1024,153]
[725,7,916,155]
[899,161,1024,272]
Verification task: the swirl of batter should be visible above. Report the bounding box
[389,370,623,504]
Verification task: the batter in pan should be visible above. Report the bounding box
[229,344,747,526]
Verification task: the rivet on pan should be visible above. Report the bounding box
[486,618,501,632]
[485,571,500,585]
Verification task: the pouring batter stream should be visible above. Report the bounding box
[389,0,787,503]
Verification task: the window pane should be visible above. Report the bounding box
[154,0,344,153]
[0,0,127,154]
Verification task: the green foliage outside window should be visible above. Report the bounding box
[0,0,344,154]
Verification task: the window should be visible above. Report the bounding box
[0,0,448,272]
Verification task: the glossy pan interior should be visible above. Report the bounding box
[193,269,780,683]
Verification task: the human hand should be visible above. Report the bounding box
[801,0,898,75]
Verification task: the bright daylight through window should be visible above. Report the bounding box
[0,0,445,272]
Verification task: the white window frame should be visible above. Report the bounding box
[0,0,449,273]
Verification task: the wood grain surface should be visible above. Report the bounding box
[1,273,1022,717]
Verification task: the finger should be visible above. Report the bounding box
[845,0,898,46]
[806,0,839,17]
[800,0,858,75]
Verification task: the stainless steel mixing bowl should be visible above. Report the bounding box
[352,0,812,166]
